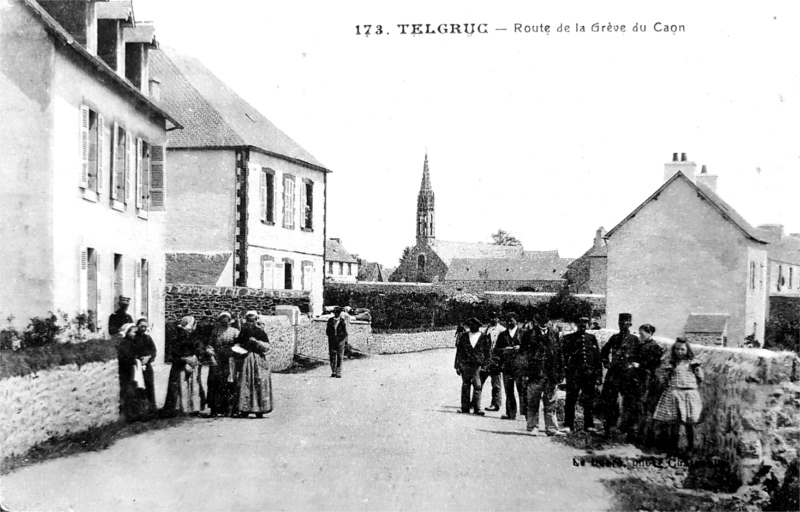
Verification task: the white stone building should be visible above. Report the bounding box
[325,239,359,283]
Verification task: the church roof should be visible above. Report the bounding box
[445,257,568,282]
[427,240,523,266]
[150,47,329,172]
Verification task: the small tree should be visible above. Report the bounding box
[491,229,523,247]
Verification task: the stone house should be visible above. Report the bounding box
[605,153,771,346]
[684,313,729,346]
[150,47,330,316]
[0,0,179,356]
[325,238,358,283]
[565,227,608,294]
[444,252,570,294]
[758,224,800,325]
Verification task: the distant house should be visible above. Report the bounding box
[1,0,179,356]
[605,153,771,346]
[684,313,729,346]
[566,227,608,294]
[758,224,800,325]
[444,252,571,293]
[151,47,330,315]
[357,260,390,283]
[325,238,358,283]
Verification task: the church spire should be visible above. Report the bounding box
[416,151,435,244]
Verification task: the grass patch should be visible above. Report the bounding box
[1,415,190,475]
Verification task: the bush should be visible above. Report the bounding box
[765,317,800,354]
[0,338,118,379]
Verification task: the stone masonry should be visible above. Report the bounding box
[165,284,311,323]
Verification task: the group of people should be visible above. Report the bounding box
[454,311,705,454]
[109,297,274,421]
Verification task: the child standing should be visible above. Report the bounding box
[653,337,704,455]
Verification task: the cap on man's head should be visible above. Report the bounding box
[118,296,131,305]
[333,306,343,313]
[619,313,632,322]
[466,317,482,328]
[578,317,590,323]
[217,311,232,320]
[506,312,519,321]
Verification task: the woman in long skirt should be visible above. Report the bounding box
[117,322,156,421]
[235,311,273,418]
[205,312,240,417]
[162,316,203,416]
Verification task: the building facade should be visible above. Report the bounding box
[150,47,329,315]
[565,227,608,295]
[325,238,359,283]
[605,154,771,346]
[1,0,177,356]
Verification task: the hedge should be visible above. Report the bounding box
[0,339,118,380]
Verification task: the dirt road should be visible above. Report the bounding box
[1,349,618,511]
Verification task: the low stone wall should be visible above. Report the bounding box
[355,329,456,354]
[165,284,311,324]
[0,360,120,459]
[295,318,372,360]
[594,329,800,487]
[259,316,295,372]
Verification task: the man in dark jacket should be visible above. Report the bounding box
[522,313,565,436]
[494,313,526,420]
[454,317,492,415]
[480,312,505,412]
[562,317,602,432]
[599,312,642,435]
[326,307,349,378]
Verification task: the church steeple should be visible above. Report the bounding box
[416,152,435,244]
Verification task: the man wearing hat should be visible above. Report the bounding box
[480,311,505,412]
[562,317,602,432]
[454,318,492,415]
[326,307,349,378]
[494,312,527,420]
[108,297,133,336]
[599,312,643,436]
[522,311,565,436]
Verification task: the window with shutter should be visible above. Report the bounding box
[140,259,149,318]
[149,145,165,210]
[97,114,105,194]
[135,138,143,210]
[79,249,88,313]
[265,169,275,224]
[260,169,267,222]
[141,142,150,211]
[261,259,274,289]
[299,182,305,231]
[282,175,296,229]
[79,106,89,188]
[125,131,133,204]
[303,179,314,230]
[110,122,119,201]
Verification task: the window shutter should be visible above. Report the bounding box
[110,123,119,200]
[273,262,284,289]
[149,145,165,210]
[133,260,142,318]
[141,144,150,211]
[299,182,305,230]
[79,249,88,312]
[306,181,313,229]
[135,138,143,209]
[125,131,133,204]
[282,177,289,228]
[79,106,89,188]
[95,252,101,305]
[260,169,267,221]
[289,179,295,228]
[262,260,274,289]
[97,114,105,194]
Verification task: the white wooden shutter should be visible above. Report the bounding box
[95,252,101,305]
[134,260,142,319]
[141,144,150,211]
[79,249,88,312]
[79,106,89,188]
[288,179,295,228]
[273,262,284,289]
[135,138,143,209]
[125,131,132,204]
[97,114,105,194]
[262,260,273,289]
[260,169,267,221]
[149,145,165,210]
[110,123,119,200]
[299,181,306,230]
[302,263,313,291]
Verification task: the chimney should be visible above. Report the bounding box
[696,164,718,193]
[594,227,606,252]
[39,1,99,55]
[663,152,697,183]
[148,77,161,102]
[330,238,341,244]
[757,224,784,241]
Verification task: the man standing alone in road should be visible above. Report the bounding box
[455,318,492,415]
[326,307,348,378]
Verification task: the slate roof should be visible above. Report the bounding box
[19,0,179,129]
[360,262,389,282]
[605,172,772,244]
[149,47,329,172]
[445,258,568,282]
[684,313,729,334]
[166,253,231,286]
[123,24,156,45]
[96,1,134,22]
[326,239,358,264]
[427,240,523,267]
[767,236,800,265]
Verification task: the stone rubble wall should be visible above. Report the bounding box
[294,318,372,361]
[356,330,456,354]
[259,316,295,372]
[594,328,800,486]
[0,360,120,459]
[165,284,311,324]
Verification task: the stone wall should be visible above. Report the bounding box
[295,318,372,360]
[0,360,120,459]
[594,329,800,486]
[259,316,295,372]
[165,284,311,323]
[355,329,456,354]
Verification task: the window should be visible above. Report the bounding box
[790,267,794,289]
[778,265,784,291]
[328,261,334,274]
[136,139,150,213]
[749,261,756,290]
[113,254,123,305]
[418,254,426,271]
[283,258,294,290]
[110,124,127,205]
[79,106,105,197]
[338,262,344,275]
[260,255,275,289]
[301,179,314,230]
[140,259,149,318]
[260,168,275,224]
[86,248,98,317]
[282,174,296,229]
[760,264,764,289]
[149,145,166,210]
[301,261,313,291]
[347,263,352,276]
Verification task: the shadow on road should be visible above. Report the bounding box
[477,429,544,438]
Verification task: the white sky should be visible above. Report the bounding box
[135,0,800,266]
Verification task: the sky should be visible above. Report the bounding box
[135,1,800,266]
